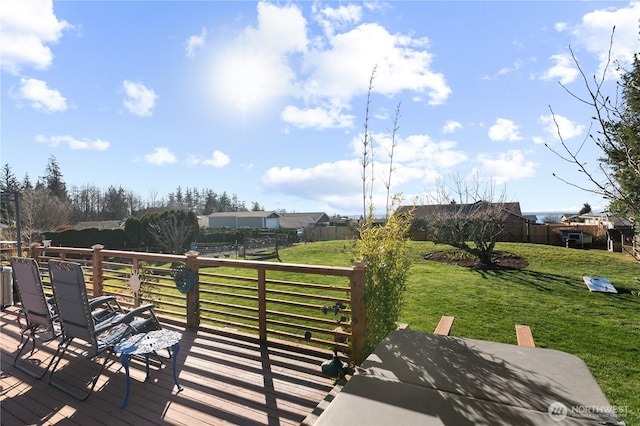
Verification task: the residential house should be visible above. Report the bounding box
[578,212,633,228]
[278,212,331,230]
[204,211,280,229]
[397,201,532,242]
[578,212,635,253]
[398,201,527,223]
[560,213,580,224]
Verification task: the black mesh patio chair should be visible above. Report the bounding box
[47,259,162,400]
[9,257,139,379]
[9,257,61,379]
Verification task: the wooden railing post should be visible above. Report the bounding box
[185,251,200,330]
[350,261,366,365]
[29,243,41,263]
[257,268,267,342]
[91,244,104,298]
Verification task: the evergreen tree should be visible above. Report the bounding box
[203,190,217,215]
[22,174,33,191]
[43,155,68,201]
[579,203,592,215]
[1,164,20,223]
[603,54,640,219]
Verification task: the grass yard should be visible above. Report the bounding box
[277,240,640,425]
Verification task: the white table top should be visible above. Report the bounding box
[115,329,182,355]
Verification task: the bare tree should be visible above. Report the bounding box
[416,176,511,266]
[20,188,71,243]
[148,187,159,209]
[146,210,198,253]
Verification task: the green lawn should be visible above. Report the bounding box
[278,240,640,425]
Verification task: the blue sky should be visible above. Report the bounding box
[2,1,639,217]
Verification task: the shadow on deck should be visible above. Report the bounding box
[0,306,335,425]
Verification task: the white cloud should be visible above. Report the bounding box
[554,22,568,32]
[36,134,110,150]
[186,28,206,58]
[544,3,640,85]
[123,80,158,116]
[474,150,537,184]
[498,60,523,76]
[442,120,462,134]
[190,150,230,168]
[17,77,67,112]
[349,132,467,171]
[263,129,471,212]
[262,158,420,212]
[263,160,362,201]
[302,22,450,106]
[209,2,306,112]
[572,2,640,78]
[538,114,585,143]
[281,105,355,129]
[312,3,362,38]
[144,147,176,165]
[0,0,70,74]
[209,2,451,128]
[379,134,467,169]
[540,53,578,84]
[488,118,522,142]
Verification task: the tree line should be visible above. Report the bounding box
[0,157,264,242]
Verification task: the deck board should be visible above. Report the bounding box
[1,306,335,425]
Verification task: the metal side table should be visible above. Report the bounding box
[115,329,184,409]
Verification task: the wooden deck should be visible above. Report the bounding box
[0,306,336,425]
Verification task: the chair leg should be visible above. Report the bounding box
[13,327,54,380]
[48,341,114,401]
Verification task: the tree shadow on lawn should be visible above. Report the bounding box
[424,250,575,292]
[424,249,640,303]
[473,268,575,292]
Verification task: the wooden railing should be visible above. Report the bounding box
[28,244,368,364]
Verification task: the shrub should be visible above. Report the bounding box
[356,199,413,355]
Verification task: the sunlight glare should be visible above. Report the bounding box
[210,48,289,115]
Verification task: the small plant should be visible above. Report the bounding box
[357,198,413,355]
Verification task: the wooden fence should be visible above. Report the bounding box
[303,226,355,242]
[499,223,607,246]
[410,223,611,248]
[25,244,368,364]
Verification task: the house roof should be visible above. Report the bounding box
[207,211,280,218]
[74,220,123,230]
[397,201,525,221]
[561,213,580,222]
[278,212,330,229]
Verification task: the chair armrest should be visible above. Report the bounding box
[88,295,117,310]
[94,304,157,334]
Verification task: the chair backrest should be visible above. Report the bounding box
[9,257,53,329]
[48,260,98,349]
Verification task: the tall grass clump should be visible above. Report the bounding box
[357,199,413,355]
[353,67,413,356]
